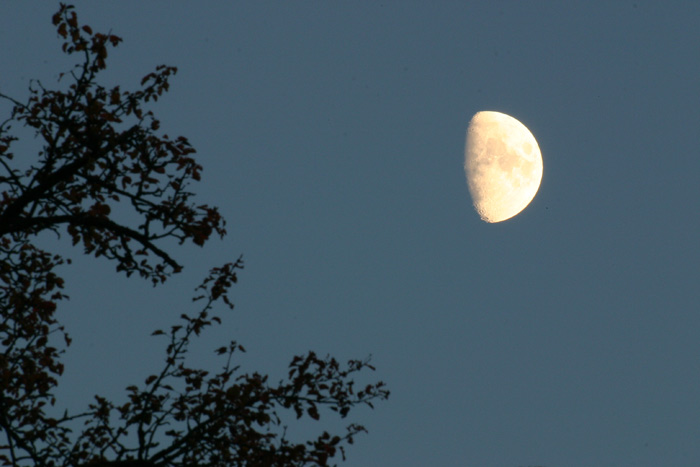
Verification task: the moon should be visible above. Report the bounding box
[464,111,543,223]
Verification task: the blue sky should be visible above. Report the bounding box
[2,2,700,465]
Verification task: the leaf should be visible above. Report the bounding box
[308,405,320,420]
[110,87,121,105]
[145,374,158,385]
[57,22,67,38]
[141,72,154,85]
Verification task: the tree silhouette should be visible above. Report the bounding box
[0,4,388,466]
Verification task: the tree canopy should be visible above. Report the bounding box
[0,4,388,466]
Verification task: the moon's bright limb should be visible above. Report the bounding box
[465,111,543,223]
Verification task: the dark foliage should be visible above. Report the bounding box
[0,5,388,466]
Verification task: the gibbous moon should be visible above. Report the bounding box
[465,111,543,223]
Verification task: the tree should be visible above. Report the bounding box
[0,4,389,466]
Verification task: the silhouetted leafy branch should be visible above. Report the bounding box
[0,4,388,467]
[0,3,225,284]
[53,257,387,466]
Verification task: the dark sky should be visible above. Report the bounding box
[3,2,700,466]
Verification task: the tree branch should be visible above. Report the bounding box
[2,214,181,271]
